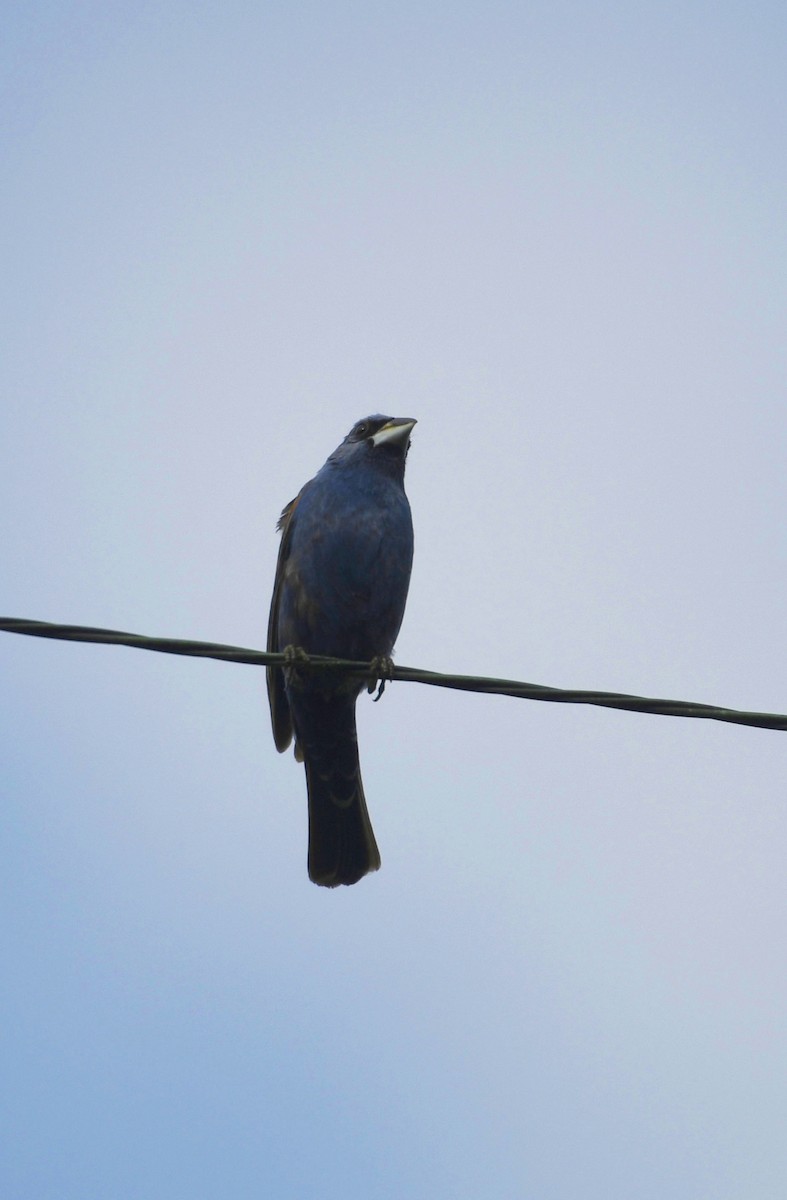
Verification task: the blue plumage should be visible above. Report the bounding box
[267,415,416,886]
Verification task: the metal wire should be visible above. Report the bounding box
[2,616,785,731]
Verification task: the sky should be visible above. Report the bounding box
[2,2,786,1196]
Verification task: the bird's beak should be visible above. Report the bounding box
[370,417,417,448]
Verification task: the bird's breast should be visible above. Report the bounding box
[278,471,413,662]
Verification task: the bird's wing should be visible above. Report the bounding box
[266,490,303,752]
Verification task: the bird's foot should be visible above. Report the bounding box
[368,655,395,701]
[282,644,311,687]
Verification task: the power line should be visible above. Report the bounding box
[1,615,785,732]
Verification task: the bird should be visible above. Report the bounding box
[267,414,416,887]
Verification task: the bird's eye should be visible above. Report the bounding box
[354,422,368,439]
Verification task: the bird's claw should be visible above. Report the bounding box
[368,655,394,701]
[282,644,310,687]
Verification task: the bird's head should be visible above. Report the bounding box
[331,415,417,476]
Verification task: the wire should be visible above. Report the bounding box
[2,615,785,731]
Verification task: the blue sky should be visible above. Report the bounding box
[2,3,786,1196]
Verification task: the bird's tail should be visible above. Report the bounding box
[294,692,381,887]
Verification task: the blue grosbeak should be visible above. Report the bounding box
[267,415,416,887]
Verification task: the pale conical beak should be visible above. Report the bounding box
[370,417,417,448]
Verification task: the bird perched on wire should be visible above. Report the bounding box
[267,415,416,887]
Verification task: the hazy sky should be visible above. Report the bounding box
[2,3,786,1197]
